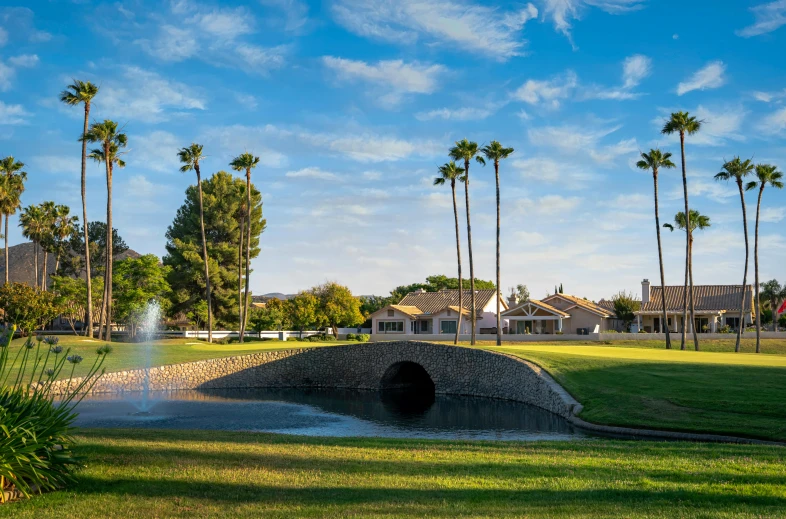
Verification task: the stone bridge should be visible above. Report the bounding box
[52,341,581,417]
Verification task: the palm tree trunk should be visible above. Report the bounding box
[653,170,671,349]
[241,170,253,343]
[54,253,60,278]
[494,161,502,346]
[34,241,39,289]
[735,180,749,352]
[82,102,93,338]
[238,215,245,335]
[104,158,113,342]
[689,234,699,351]
[195,166,213,344]
[678,131,693,350]
[463,158,477,345]
[3,214,8,285]
[450,180,463,345]
[754,186,764,352]
[41,250,48,290]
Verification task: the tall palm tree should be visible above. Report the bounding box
[60,80,99,337]
[434,161,467,345]
[715,157,755,352]
[85,120,127,341]
[664,209,711,351]
[234,184,248,333]
[51,204,78,275]
[38,201,57,290]
[0,156,27,284]
[449,139,484,345]
[230,152,260,343]
[178,143,213,343]
[19,204,46,288]
[662,112,702,351]
[746,164,784,352]
[636,149,676,349]
[480,141,514,346]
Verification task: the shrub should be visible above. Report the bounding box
[346,333,356,341]
[719,325,732,334]
[0,284,59,336]
[0,331,111,500]
[323,335,337,342]
[638,329,647,334]
[355,334,370,342]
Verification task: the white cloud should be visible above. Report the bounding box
[133,131,183,173]
[126,175,157,197]
[759,107,786,135]
[186,5,254,39]
[0,26,7,46]
[737,0,786,37]
[0,61,13,91]
[513,71,578,108]
[514,231,548,246]
[260,0,310,32]
[323,56,445,106]
[8,54,38,67]
[676,61,726,96]
[235,44,287,71]
[518,195,581,215]
[330,0,538,61]
[285,167,341,181]
[415,106,495,121]
[654,105,746,146]
[541,0,645,43]
[136,25,199,61]
[363,171,382,180]
[0,101,29,125]
[29,155,83,175]
[669,178,736,204]
[234,93,258,110]
[611,193,650,210]
[622,54,651,89]
[528,124,620,152]
[512,157,597,188]
[760,206,786,223]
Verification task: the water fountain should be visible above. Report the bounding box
[129,300,161,415]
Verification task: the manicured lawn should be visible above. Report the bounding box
[484,344,786,441]
[3,429,785,518]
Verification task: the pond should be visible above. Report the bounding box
[74,388,587,441]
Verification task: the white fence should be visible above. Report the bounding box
[182,330,325,340]
[370,331,784,343]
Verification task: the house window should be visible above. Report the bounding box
[420,321,428,332]
[378,321,404,333]
[387,309,394,317]
[726,317,740,330]
[441,320,457,334]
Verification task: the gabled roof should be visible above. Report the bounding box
[397,289,505,314]
[543,293,613,317]
[638,285,755,315]
[501,299,571,318]
[368,305,422,320]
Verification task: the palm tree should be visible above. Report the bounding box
[60,80,99,337]
[449,139,484,345]
[662,112,702,351]
[0,156,27,284]
[746,164,784,351]
[85,120,127,341]
[664,209,711,351]
[38,201,57,290]
[636,149,676,349]
[480,141,514,346]
[230,152,260,343]
[434,161,467,345]
[234,184,248,333]
[761,280,786,332]
[19,204,46,287]
[715,157,755,352]
[178,143,213,344]
[51,204,78,275]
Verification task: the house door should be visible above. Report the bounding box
[516,321,534,334]
[695,317,709,333]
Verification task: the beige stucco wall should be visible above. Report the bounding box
[561,306,604,334]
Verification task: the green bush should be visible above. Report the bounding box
[0,331,111,499]
[355,334,370,342]
[346,333,356,341]
[323,335,337,342]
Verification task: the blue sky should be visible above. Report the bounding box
[1,0,785,300]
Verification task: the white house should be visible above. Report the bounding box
[501,293,615,334]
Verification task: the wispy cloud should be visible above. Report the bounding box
[415,106,496,121]
[330,0,538,61]
[285,167,342,181]
[512,71,578,108]
[260,0,310,32]
[655,105,745,146]
[737,0,786,37]
[8,54,38,67]
[540,0,645,45]
[759,107,786,135]
[583,54,651,100]
[676,61,726,96]
[0,101,29,125]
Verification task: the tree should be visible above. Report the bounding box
[662,111,702,351]
[0,283,58,335]
[49,205,78,276]
[434,161,467,345]
[50,275,89,333]
[612,291,641,331]
[58,221,129,279]
[178,143,213,343]
[112,254,172,339]
[249,298,291,332]
[60,79,99,338]
[0,156,27,284]
[480,141,514,346]
[19,204,47,288]
[715,157,755,352]
[290,292,319,338]
[637,148,676,348]
[449,139,484,346]
[388,275,496,303]
[746,164,784,349]
[230,152,261,343]
[37,201,58,290]
[780,313,786,330]
[761,280,786,332]
[187,299,208,330]
[664,209,711,350]
[509,284,530,304]
[165,171,265,329]
[359,295,392,320]
[312,282,364,338]
[84,119,127,341]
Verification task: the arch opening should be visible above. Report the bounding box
[379,361,435,415]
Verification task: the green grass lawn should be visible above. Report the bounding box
[3,429,784,518]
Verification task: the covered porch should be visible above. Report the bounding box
[411,306,472,335]
[636,312,735,333]
[501,300,570,335]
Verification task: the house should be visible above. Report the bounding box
[370,289,508,336]
[501,293,615,334]
[634,279,754,333]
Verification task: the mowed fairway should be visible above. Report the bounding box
[485,344,786,441]
[3,429,785,519]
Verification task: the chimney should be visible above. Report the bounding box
[507,293,518,307]
[641,279,650,304]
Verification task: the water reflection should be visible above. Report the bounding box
[74,388,586,441]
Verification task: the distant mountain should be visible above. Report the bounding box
[252,293,295,302]
[0,242,141,288]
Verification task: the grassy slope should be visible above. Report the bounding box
[3,429,785,519]
[485,345,786,441]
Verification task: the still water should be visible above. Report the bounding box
[74,388,586,441]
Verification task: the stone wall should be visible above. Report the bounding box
[49,341,581,418]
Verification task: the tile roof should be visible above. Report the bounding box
[397,289,503,314]
[387,305,422,319]
[596,299,615,313]
[543,293,613,317]
[501,299,571,318]
[638,285,755,314]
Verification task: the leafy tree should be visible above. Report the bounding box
[165,171,265,329]
[112,254,172,338]
[746,164,784,350]
[359,295,392,319]
[509,284,530,304]
[388,275,495,302]
[637,148,676,348]
[312,282,364,337]
[612,291,641,331]
[249,298,291,332]
[434,161,466,345]
[58,221,128,279]
[0,283,58,335]
[60,79,100,338]
[51,275,90,333]
[0,156,27,284]
[761,279,786,332]
[187,300,208,330]
[19,203,50,288]
[662,111,702,351]
[289,291,319,338]
[449,139,484,345]
[715,157,755,352]
[780,313,786,330]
